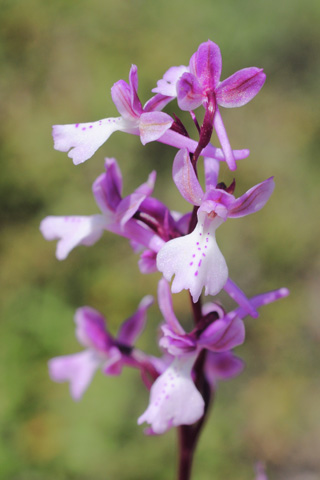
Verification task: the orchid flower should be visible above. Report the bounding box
[52,63,250,165]
[40,157,164,260]
[153,40,266,170]
[157,149,275,302]
[48,296,153,400]
[138,279,289,434]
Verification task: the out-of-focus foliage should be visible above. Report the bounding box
[0,0,319,479]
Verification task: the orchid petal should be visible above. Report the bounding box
[103,346,123,375]
[75,307,112,351]
[117,171,156,225]
[159,325,196,356]
[129,64,143,116]
[228,177,275,217]
[139,111,173,145]
[143,93,173,112]
[52,117,128,165]
[176,72,204,111]
[48,350,100,400]
[216,67,266,108]
[172,149,204,205]
[138,355,204,434]
[205,351,244,383]
[138,249,158,274]
[111,79,139,120]
[117,295,153,345]
[157,278,185,335]
[189,40,222,90]
[152,65,189,97]
[198,314,245,351]
[157,213,228,302]
[92,158,123,213]
[40,214,106,260]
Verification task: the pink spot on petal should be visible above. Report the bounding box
[196,242,199,245]
[89,125,93,128]
[192,254,196,258]
[195,271,198,276]
[82,127,86,131]
[198,260,202,267]
[75,124,79,128]
[190,262,193,266]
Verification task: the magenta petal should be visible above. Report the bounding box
[138,355,204,434]
[52,118,127,165]
[172,149,204,205]
[40,214,106,260]
[152,65,189,97]
[176,73,203,111]
[116,171,156,225]
[157,278,185,335]
[129,64,143,116]
[111,79,138,120]
[75,306,112,351]
[139,111,173,145]
[48,350,100,401]
[216,67,266,108]
[92,158,123,213]
[138,249,158,274]
[228,177,275,218]
[205,351,244,383]
[189,40,222,90]
[198,314,245,351]
[117,295,153,345]
[143,93,173,112]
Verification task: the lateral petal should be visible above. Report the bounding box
[139,111,173,145]
[172,149,204,206]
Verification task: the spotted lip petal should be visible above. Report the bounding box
[52,117,130,165]
[138,355,204,434]
[40,214,106,260]
[157,213,228,302]
[48,350,100,401]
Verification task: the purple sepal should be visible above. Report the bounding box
[205,351,244,385]
[117,295,154,345]
[216,67,266,108]
[228,177,275,217]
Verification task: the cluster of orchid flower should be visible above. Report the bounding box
[41,40,288,478]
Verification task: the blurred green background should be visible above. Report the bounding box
[1,0,320,479]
